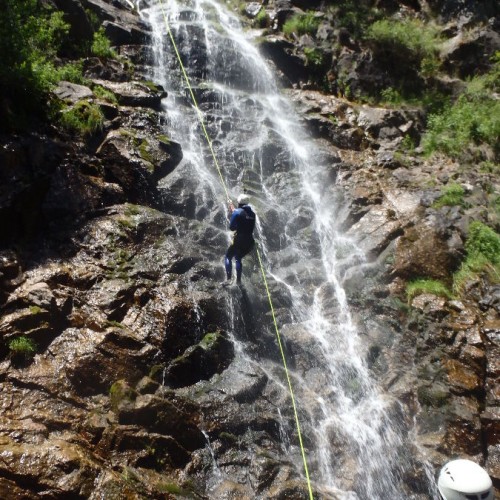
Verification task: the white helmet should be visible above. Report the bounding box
[237,193,250,205]
[438,459,494,500]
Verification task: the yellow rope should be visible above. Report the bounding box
[157,2,313,497]
[255,247,313,497]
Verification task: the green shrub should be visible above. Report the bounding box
[0,1,71,130]
[453,222,500,294]
[367,18,442,83]
[406,279,452,302]
[9,337,37,358]
[422,55,500,158]
[380,87,405,106]
[423,97,500,158]
[466,221,500,264]
[304,47,324,68]
[367,18,442,62]
[283,12,320,37]
[57,61,88,85]
[254,8,269,28]
[91,27,117,58]
[432,183,465,209]
[329,0,380,39]
[60,100,104,136]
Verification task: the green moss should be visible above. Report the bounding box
[109,380,135,411]
[139,139,155,166]
[156,134,171,145]
[106,320,125,329]
[29,305,43,314]
[141,80,162,92]
[219,432,238,443]
[157,483,190,496]
[125,204,141,216]
[199,332,219,349]
[8,336,37,358]
[118,217,135,230]
[432,183,466,209]
[119,128,136,139]
[406,279,452,303]
[417,385,449,408]
[105,248,134,280]
[149,364,166,381]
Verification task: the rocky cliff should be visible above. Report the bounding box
[0,0,499,498]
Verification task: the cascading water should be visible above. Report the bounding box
[138,0,436,498]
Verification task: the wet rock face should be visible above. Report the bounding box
[1,0,499,498]
[393,223,463,281]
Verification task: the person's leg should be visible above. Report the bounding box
[235,238,254,283]
[235,256,242,283]
[225,244,236,280]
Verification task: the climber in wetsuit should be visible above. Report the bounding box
[223,193,256,285]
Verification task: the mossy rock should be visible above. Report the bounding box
[417,384,450,408]
[109,380,136,412]
[166,331,234,388]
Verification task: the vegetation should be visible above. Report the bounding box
[92,27,117,58]
[8,337,37,358]
[432,183,466,209]
[283,12,320,37]
[329,0,381,39]
[406,279,452,302]
[93,85,118,104]
[366,18,442,76]
[59,100,105,136]
[254,8,269,29]
[0,1,116,131]
[304,47,325,69]
[1,1,69,129]
[453,222,500,294]
[109,380,136,411]
[465,221,500,264]
[157,483,190,496]
[422,54,500,159]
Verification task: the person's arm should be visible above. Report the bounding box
[227,199,235,219]
[229,209,240,231]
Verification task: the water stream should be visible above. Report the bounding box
[138,1,434,498]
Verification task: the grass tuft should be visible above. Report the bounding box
[59,100,104,136]
[283,12,320,37]
[9,337,37,358]
[406,279,452,303]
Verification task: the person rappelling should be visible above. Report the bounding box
[222,193,256,286]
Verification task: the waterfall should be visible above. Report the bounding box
[138,1,434,498]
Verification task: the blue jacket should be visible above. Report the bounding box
[229,204,255,235]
